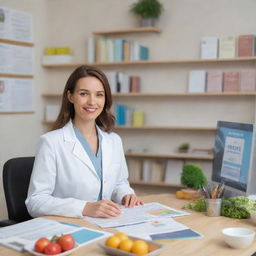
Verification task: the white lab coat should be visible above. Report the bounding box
[25,120,134,218]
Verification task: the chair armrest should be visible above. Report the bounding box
[0,219,18,227]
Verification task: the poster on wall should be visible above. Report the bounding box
[0,78,33,112]
[0,43,33,75]
[0,7,33,43]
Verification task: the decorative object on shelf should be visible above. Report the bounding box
[176,164,207,199]
[178,143,190,153]
[42,46,73,64]
[130,0,163,27]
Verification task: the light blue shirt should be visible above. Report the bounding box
[73,125,103,200]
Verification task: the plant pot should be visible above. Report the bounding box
[140,18,156,27]
[178,149,189,153]
[181,188,201,199]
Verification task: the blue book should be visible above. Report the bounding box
[115,104,126,125]
[140,46,149,60]
[114,39,124,62]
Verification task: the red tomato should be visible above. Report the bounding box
[44,242,62,255]
[34,237,50,253]
[58,234,75,251]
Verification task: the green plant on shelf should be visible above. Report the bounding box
[178,143,190,153]
[131,0,163,27]
[180,164,207,190]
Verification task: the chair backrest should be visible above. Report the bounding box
[3,157,34,222]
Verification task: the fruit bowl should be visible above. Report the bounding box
[98,235,166,256]
[24,242,79,256]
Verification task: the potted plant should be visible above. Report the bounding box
[176,164,207,199]
[178,143,190,153]
[130,0,163,27]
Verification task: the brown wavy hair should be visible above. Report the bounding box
[51,65,115,132]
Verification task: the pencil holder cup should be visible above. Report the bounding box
[206,198,221,217]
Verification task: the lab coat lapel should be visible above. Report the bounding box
[99,128,112,178]
[62,121,97,176]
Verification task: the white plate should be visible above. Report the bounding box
[24,243,79,256]
[98,236,166,256]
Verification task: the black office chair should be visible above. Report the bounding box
[0,157,34,227]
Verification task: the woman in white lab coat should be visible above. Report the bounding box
[26,65,143,218]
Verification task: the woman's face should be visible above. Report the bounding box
[68,76,105,123]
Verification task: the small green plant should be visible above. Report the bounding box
[179,143,190,151]
[131,0,163,19]
[181,164,207,189]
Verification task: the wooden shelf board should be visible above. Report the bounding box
[42,92,256,98]
[114,126,216,131]
[93,27,162,35]
[125,152,213,160]
[42,57,256,68]
[0,73,33,79]
[129,180,184,188]
[0,111,34,114]
[113,92,256,96]
[0,38,34,47]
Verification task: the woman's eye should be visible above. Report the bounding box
[80,92,88,96]
[97,93,104,97]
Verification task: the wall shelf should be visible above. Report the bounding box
[42,92,256,98]
[0,74,33,79]
[125,152,213,161]
[42,56,256,68]
[93,27,162,35]
[129,180,184,188]
[114,126,216,131]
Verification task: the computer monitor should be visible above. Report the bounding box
[211,121,256,197]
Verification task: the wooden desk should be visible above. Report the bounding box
[1,193,256,256]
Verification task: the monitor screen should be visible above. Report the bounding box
[212,121,256,196]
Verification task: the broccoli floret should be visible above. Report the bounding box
[221,196,256,219]
[183,198,206,212]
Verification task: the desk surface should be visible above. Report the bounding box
[1,193,256,256]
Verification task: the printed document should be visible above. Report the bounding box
[117,218,203,240]
[0,218,110,252]
[84,202,189,228]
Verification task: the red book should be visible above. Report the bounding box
[130,76,141,93]
[206,71,223,92]
[240,70,256,92]
[238,35,254,57]
[223,72,240,92]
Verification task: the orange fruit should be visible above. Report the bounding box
[131,240,149,255]
[118,238,133,252]
[115,232,128,241]
[105,235,121,248]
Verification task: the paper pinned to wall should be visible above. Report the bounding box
[0,7,33,43]
[0,77,33,112]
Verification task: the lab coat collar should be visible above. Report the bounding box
[62,120,112,180]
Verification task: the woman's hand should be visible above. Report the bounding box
[83,200,121,218]
[121,194,144,208]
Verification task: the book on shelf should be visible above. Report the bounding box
[45,105,60,122]
[118,72,130,93]
[42,55,73,65]
[238,34,254,57]
[142,159,153,182]
[206,71,223,92]
[188,70,206,93]
[130,76,141,93]
[114,38,124,62]
[123,40,130,62]
[164,159,183,185]
[125,106,134,126]
[115,104,126,126]
[106,39,115,62]
[218,36,236,58]
[105,71,117,93]
[132,111,145,126]
[240,70,256,92]
[87,37,95,63]
[223,71,240,92]
[127,158,142,181]
[140,46,149,60]
[200,36,218,59]
[150,160,165,182]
